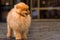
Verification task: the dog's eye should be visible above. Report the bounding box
[25,9,28,11]
[26,9,27,11]
[22,9,28,11]
[22,9,27,11]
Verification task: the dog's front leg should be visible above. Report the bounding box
[13,30,21,40]
[21,32,27,40]
[7,25,12,38]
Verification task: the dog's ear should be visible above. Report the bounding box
[14,4,21,9]
[14,2,29,10]
[14,4,22,13]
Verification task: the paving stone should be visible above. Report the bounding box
[0,21,60,40]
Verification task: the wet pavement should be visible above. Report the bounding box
[0,21,60,40]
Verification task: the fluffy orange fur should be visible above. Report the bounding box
[7,2,31,40]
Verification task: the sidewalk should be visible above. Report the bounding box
[0,21,60,40]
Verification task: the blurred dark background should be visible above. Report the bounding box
[0,0,60,22]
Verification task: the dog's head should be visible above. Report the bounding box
[14,2,30,17]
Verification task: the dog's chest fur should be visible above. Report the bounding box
[7,11,31,31]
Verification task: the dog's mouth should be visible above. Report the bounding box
[25,13,29,15]
[20,12,30,17]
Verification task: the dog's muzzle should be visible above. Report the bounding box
[20,11,30,17]
[16,10,30,17]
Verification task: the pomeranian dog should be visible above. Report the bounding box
[7,2,31,40]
